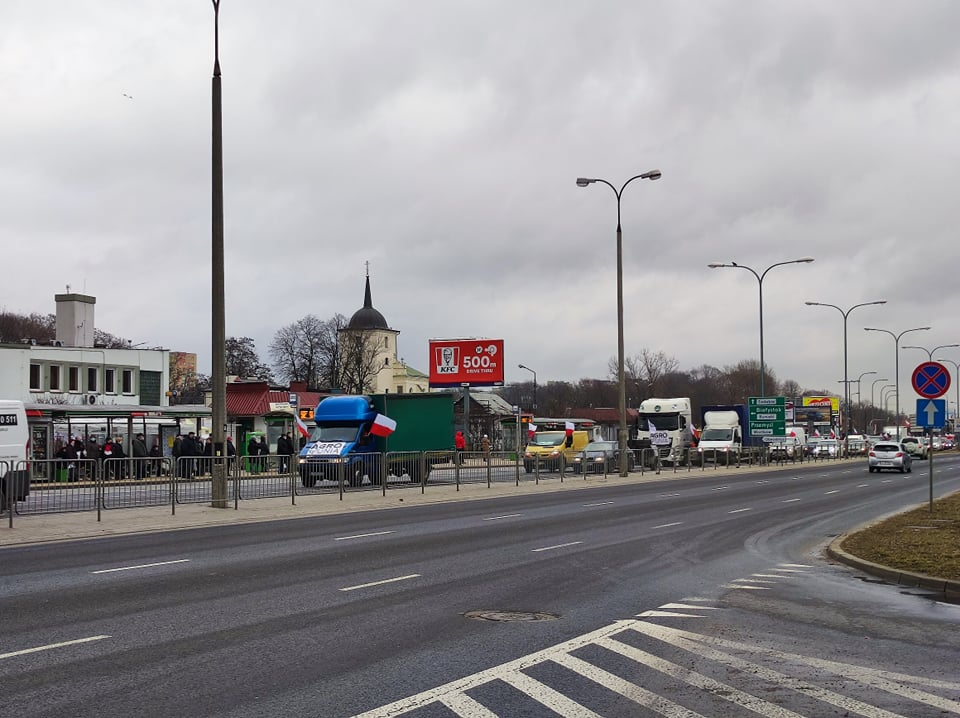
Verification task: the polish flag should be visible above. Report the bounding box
[295,415,311,439]
[370,413,397,437]
[813,429,821,438]
[528,423,538,440]
[829,429,836,439]
[565,421,574,437]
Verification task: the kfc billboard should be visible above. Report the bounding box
[429,338,505,387]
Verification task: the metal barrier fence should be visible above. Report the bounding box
[3,446,863,528]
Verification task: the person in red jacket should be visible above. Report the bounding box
[454,430,466,464]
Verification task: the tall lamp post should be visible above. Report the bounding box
[864,326,929,439]
[517,364,537,412]
[870,377,889,409]
[853,370,877,432]
[709,258,814,397]
[577,170,661,477]
[210,0,228,508]
[934,357,960,438]
[805,300,886,454]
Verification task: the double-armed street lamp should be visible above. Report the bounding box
[902,343,960,361]
[805,300,886,452]
[708,258,815,397]
[518,364,537,411]
[864,326,930,440]
[577,170,661,477]
[854,370,877,405]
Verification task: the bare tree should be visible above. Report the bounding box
[610,348,680,402]
[225,336,273,380]
[270,314,346,390]
[338,331,383,395]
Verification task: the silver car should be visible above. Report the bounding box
[867,442,912,473]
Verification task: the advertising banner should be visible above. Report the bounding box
[429,338,505,387]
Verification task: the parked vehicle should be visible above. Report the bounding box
[0,399,30,510]
[572,440,634,474]
[899,435,928,459]
[298,393,454,487]
[767,428,807,461]
[696,404,761,463]
[634,397,695,466]
[868,441,912,473]
[524,430,591,473]
[813,438,840,458]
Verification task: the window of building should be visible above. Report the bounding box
[105,368,116,394]
[87,367,99,393]
[68,366,80,392]
[121,369,134,394]
[396,385,404,394]
[384,357,389,366]
[49,365,62,392]
[29,364,41,391]
[384,336,389,348]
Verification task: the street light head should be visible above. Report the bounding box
[797,257,815,264]
[707,262,732,268]
[804,301,819,306]
[575,178,593,187]
[641,169,662,181]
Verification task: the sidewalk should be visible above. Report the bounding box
[0,458,854,548]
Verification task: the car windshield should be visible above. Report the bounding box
[640,414,682,431]
[530,432,565,447]
[584,442,614,452]
[312,423,361,442]
[700,428,732,441]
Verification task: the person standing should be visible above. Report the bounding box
[454,430,466,464]
[172,434,184,477]
[132,433,148,480]
[480,434,491,463]
[276,432,293,474]
[257,436,270,473]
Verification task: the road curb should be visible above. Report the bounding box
[826,533,960,601]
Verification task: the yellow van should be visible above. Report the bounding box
[523,430,591,473]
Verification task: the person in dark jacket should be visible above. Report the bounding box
[276,432,293,474]
[132,433,148,480]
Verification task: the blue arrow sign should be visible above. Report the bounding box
[916,399,946,428]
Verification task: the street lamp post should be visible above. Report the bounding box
[854,370,877,432]
[805,300,886,455]
[517,364,537,412]
[864,326,930,440]
[933,357,960,440]
[870,377,889,409]
[210,0,228,508]
[577,170,661,477]
[709,258,815,397]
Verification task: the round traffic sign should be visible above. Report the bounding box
[911,361,951,399]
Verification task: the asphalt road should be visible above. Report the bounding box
[2,457,959,717]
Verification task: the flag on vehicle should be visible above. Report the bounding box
[829,429,836,439]
[648,420,657,433]
[813,429,821,438]
[370,413,397,437]
[528,423,538,440]
[565,421,574,437]
[295,414,311,439]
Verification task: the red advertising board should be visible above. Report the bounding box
[428,338,505,387]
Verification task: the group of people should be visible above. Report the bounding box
[454,431,492,463]
[172,432,238,478]
[54,433,162,481]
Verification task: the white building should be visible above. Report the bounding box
[0,293,170,407]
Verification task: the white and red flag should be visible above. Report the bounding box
[565,421,574,437]
[813,429,821,438]
[528,423,538,440]
[295,414,311,439]
[370,413,397,437]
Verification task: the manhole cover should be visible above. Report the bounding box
[463,610,559,622]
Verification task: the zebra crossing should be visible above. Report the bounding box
[354,564,960,717]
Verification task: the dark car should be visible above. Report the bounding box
[573,441,634,474]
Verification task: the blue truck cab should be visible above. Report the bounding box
[298,395,380,487]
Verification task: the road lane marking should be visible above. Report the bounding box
[779,563,812,568]
[824,490,840,495]
[498,671,604,717]
[782,498,801,503]
[858,483,870,487]
[334,531,395,541]
[881,479,893,484]
[727,507,752,514]
[712,485,729,491]
[652,522,683,529]
[0,635,110,660]
[583,501,615,507]
[660,603,718,610]
[770,568,805,573]
[339,574,421,592]
[723,584,770,590]
[438,691,499,717]
[532,541,583,553]
[658,492,681,498]
[91,559,190,574]
[483,514,522,521]
[733,578,776,584]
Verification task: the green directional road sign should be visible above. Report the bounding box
[749,396,786,436]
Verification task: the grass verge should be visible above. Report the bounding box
[840,490,960,581]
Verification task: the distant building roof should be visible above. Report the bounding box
[565,407,639,424]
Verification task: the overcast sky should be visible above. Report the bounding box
[4,1,960,413]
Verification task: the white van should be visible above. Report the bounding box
[0,400,30,510]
